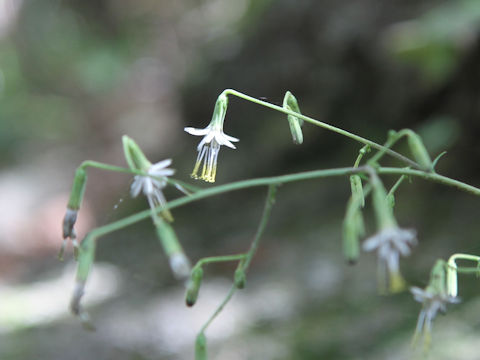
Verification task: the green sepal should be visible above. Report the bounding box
[210,92,229,128]
[195,333,208,360]
[122,135,151,172]
[186,267,204,307]
[283,91,304,145]
[370,174,397,229]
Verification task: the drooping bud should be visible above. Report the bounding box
[70,235,96,330]
[342,203,364,265]
[429,259,447,295]
[404,129,433,172]
[234,267,246,289]
[185,267,204,307]
[61,166,88,258]
[155,218,191,280]
[195,333,208,360]
[211,92,229,127]
[349,175,364,208]
[283,91,304,145]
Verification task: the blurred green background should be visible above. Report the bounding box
[1,0,480,359]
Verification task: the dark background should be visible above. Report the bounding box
[1,0,480,359]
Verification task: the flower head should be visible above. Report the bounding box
[410,286,460,347]
[130,159,175,220]
[363,227,417,293]
[184,92,239,183]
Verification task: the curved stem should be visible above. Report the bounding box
[223,89,421,169]
[86,166,480,240]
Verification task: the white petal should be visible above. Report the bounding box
[150,159,172,171]
[223,133,240,142]
[362,233,383,251]
[184,126,210,136]
[130,177,143,197]
[216,134,237,149]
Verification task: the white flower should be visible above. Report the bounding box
[363,227,417,292]
[410,286,460,345]
[184,124,239,183]
[130,159,175,211]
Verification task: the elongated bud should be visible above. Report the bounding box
[122,135,151,171]
[430,259,447,294]
[370,173,397,229]
[404,130,433,172]
[234,267,246,289]
[283,91,304,145]
[155,218,191,280]
[349,175,364,208]
[342,198,364,264]
[70,235,96,330]
[446,258,458,297]
[195,333,208,360]
[185,267,203,307]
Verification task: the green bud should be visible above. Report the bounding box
[155,218,191,279]
[446,258,458,297]
[70,235,96,321]
[429,259,447,295]
[195,333,208,360]
[234,267,246,289]
[342,199,364,264]
[67,167,87,211]
[283,91,304,145]
[122,135,151,172]
[185,267,204,307]
[349,175,364,208]
[405,130,433,172]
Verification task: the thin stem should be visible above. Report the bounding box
[87,166,480,240]
[387,174,407,198]
[199,285,237,334]
[242,185,277,271]
[354,145,370,168]
[194,254,247,269]
[449,253,480,263]
[198,185,276,334]
[223,89,421,169]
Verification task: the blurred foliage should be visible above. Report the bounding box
[1,0,480,359]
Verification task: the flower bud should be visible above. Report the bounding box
[70,235,96,330]
[283,91,304,145]
[349,175,364,208]
[234,267,246,289]
[405,130,433,172]
[185,267,203,307]
[195,333,208,360]
[155,218,191,280]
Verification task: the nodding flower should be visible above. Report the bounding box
[184,92,239,183]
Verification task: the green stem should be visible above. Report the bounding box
[198,185,276,334]
[242,185,277,271]
[387,174,407,198]
[86,166,480,240]
[199,285,237,334]
[194,254,247,269]
[354,145,370,168]
[223,89,421,169]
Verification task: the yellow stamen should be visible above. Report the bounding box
[191,160,201,179]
